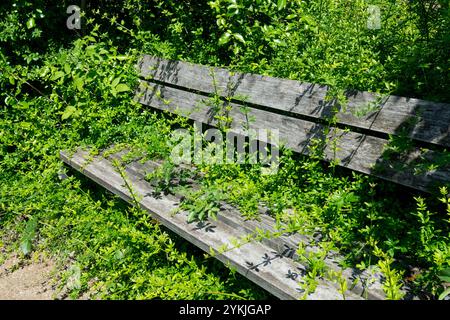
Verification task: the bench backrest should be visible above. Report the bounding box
[135,55,450,193]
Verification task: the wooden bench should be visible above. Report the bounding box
[60,55,450,300]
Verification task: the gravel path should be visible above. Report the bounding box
[0,255,57,300]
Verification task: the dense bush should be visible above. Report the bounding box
[0,34,269,299]
[83,0,450,101]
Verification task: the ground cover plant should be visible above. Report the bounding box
[1,0,449,299]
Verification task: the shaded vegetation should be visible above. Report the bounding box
[1,0,449,299]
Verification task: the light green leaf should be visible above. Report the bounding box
[111,77,121,88]
[438,269,450,283]
[114,249,125,260]
[20,240,32,256]
[301,15,317,26]
[20,122,31,130]
[26,17,35,29]
[67,265,81,290]
[115,55,129,61]
[20,217,37,256]
[51,71,65,81]
[73,77,84,91]
[39,66,50,78]
[64,64,71,74]
[62,106,77,120]
[439,287,450,300]
[115,83,130,93]
[277,0,287,11]
[19,101,30,109]
[187,211,196,223]
[233,33,245,44]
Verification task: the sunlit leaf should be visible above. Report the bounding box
[115,83,130,93]
[26,17,35,29]
[62,106,77,120]
[74,77,84,91]
[51,71,65,81]
[277,0,287,11]
[218,31,232,45]
[111,77,121,88]
[233,33,245,44]
[64,64,71,74]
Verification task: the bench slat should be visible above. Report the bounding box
[135,80,450,193]
[60,149,366,300]
[138,55,450,149]
[105,152,386,300]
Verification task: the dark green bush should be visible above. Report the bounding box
[1,0,449,300]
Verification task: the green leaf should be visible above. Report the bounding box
[19,101,29,109]
[20,240,32,256]
[301,15,317,26]
[51,71,65,81]
[39,66,50,78]
[233,33,245,44]
[277,0,287,11]
[64,64,71,74]
[187,211,196,223]
[73,77,84,91]
[218,31,232,45]
[111,77,121,88]
[20,217,38,256]
[115,55,129,61]
[439,275,450,283]
[26,17,35,29]
[439,287,450,300]
[85,45,97,56]
[62,106,77,120]
[438,268,450,283]
[115,83,130,93]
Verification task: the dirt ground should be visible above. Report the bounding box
[0,255,57,300]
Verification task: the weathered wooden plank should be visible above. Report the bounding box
[66,147,416,299]
[60,149,365,300]
[137,55,450,149]
[134,81,450,192]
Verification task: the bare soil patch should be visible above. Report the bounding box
[0,255,57,300]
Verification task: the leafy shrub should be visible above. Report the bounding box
[1,0,449,300]
[0,33,268,299]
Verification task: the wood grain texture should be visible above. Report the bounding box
[60,149,365,300]
[137,55,450,149]
[135,81,450,192]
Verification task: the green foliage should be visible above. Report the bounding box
[0,31,268,299]
[438,267,450,300]
[180,187,224,223]
[19,216,38,256]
